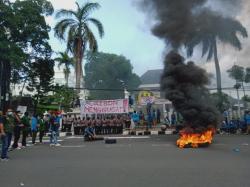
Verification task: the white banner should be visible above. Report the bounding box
[81,99,129,114]
[17,106,27,114]
[139,96,155,105]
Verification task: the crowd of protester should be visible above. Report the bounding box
[220,110,250,134]
[62,108,163,136]
[62,114,131,135]
[0,109,61,161]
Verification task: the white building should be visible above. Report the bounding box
[138,69,173,118]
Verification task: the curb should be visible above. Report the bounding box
[126,130,174,136]
[59,130,174,137]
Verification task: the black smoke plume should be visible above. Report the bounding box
[161,52,219,130]
[139,0,243,49]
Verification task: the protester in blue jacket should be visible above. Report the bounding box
[84,123,96,141]
[49,113,60,146]
[131,111,139,126]
[245,111,250,134]
[31,114,38,144]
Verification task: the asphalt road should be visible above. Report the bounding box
[0,135,250,187]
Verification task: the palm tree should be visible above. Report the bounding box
[54,52,75,87]
[54,2,104,93]
[185,10,247,94]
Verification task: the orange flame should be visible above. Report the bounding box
[177,129,215,148]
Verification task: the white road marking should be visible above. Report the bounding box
[65,136,83,139]
[152,144,173,147]
[105,136,150,139]
[27,140,63,143]
[60,145,86,148]
[241,143,249,146]
[65,136,150,140]
[105,144,132,148]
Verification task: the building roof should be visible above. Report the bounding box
[140,69,163,85]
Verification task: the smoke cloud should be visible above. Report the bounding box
[161,52,219,130]
[139,0,243,50]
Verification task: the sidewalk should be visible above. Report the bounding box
[123,128,174,135]
[59,128,175,137]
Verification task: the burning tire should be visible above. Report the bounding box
[176,128,215,148]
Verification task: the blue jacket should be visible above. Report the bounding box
[245,114,250,125]
[49,116,59,132]
[147,113,153,122]
[84,127,95,136]
[132,113,139,122]
[31,117,38,131]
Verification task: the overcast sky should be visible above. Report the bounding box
[47,0,165,77]
[47,0,250,96]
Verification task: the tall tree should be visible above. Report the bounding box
[245,67,250,84]
[54,2,104,93]
[85,52,141,100]
[54,52,74,87]
[26,58,54,112]
[185,10,248,95]
[0,0,54,111]
[227,65,245,95]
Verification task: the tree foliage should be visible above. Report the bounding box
[85,52,141,100]
[40,85,77,112]
[227,65,245,83]
[0,0,54,76]
[245,68,250,84]
[0,0,54,111]
[210,92,231,112]
[242,95,250,103]
[26,58,54,112]
[185,10,248,94]
[54,52,75,87]
[26,59,54,95]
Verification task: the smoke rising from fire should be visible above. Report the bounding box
[139,0,243,49]
[161,52,219,130]
[137,0,247,129]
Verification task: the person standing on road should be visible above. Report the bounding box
[67,115,73,133]
[156,109,161,124]
[31,114,38,144]
[124,114,131,129]
[245,111,250,134]
[131,111,139,128]
[147,112,153,129]
[0,111,9,160]
[44,114,50,133]
[49,113,60,146]
[21,112,30,147]
[5,109,15,149]
[1,111,11,160]
[38,115,46,143]
[171,112,176,126]
[152,109,157,127]
[223,109,229,125]
[12,111,22,149]
[0,111,4,135]
[139,111,145,127]
[102,117,107,134]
